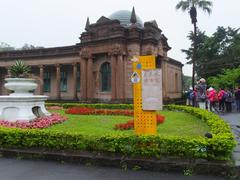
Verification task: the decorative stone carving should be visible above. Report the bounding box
[80,48,91,59]
[109,44,122,56]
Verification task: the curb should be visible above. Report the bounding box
[0,147,238,178]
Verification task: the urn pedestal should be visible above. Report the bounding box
[0,78,50,122]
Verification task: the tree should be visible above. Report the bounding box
[0,42,15,51]
[182,75,192,91]
[0,42,44,51]
[20,43,44,50]
[182,26,240,78]
[208,67,240,89]
[176,0,213,89]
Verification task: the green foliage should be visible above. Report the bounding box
[20,43,44,50]
[183,75,192,91]
[165,105,236,160]
[0,106,235,161]
[183,168,193,176]
[176,0,213,15]
[208,67,240,89]
[0,42,15,52]
[45,103,133,110]
[9,60,31,78]
[182,26,240,78]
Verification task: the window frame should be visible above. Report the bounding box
[100,62,111,92]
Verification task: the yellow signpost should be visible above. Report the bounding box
[132,55,157,135]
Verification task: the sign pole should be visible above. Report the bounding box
[132,55,162,135]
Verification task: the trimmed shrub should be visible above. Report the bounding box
[164,105,236,160]
[45,103,133,110]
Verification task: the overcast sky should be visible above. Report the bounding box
[0,0,239,76]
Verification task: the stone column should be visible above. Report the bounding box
[110,55,117,99]
[39,65,44,95]
[161,59,167,99]
[117,55,124,99]
[87,57,93,99]
[56,64,61,100]
[80,58,87,99]
[72,63,77,100]
[123,55,127,99]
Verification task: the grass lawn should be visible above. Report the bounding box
[47,110,210,137]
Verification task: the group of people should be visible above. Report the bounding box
[186,78,240,113]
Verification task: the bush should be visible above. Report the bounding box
[164,105,236,160]
[45,103,133,110]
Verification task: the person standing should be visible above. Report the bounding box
[225,89,233,112]
[218,88,226,112]
[207,87,217,112]
[186,88,193,106]
[196,78,207,110]
[235,87,240,112]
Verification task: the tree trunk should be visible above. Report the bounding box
[192,22,197,90]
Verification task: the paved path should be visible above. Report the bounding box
[220,113,240,166]
[0,158,225,180]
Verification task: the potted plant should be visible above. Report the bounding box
[4,60,37,96]
[8,60,31,78]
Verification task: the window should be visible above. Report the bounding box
[60,71,67,92]
[44,72,51,92]
[77,70,80,92]
[100,62,111,92]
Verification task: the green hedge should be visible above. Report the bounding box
[0,105,236,160]
[164,105,236,160]
[45,103,133,110]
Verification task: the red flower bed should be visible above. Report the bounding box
[0,113,67,129]
[114,120,134,130]
[65,107,94,115]
[65,107,133,116]
[115,114,165,130]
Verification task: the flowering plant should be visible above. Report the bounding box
[0,113,67,129]
[65,107,133,116]
[114,114,165,130]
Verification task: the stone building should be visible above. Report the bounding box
[0,8,183,102]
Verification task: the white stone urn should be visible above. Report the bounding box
[4,78,38,96]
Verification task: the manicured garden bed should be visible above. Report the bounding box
[48,110,209,137]
[0,104,235,161]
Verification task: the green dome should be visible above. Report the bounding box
[109,10,143,28]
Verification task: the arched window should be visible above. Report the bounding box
[100,62,111,92]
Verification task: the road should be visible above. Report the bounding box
[220,112,240,166]
[0,157,225,180]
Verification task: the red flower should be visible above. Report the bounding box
[156,114,165,124]
[114,114,165,131]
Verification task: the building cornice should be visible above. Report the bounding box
[0,45,80,60]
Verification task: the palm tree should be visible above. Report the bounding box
[176,0,212,89]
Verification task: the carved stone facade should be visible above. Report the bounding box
[0,9,183,102]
